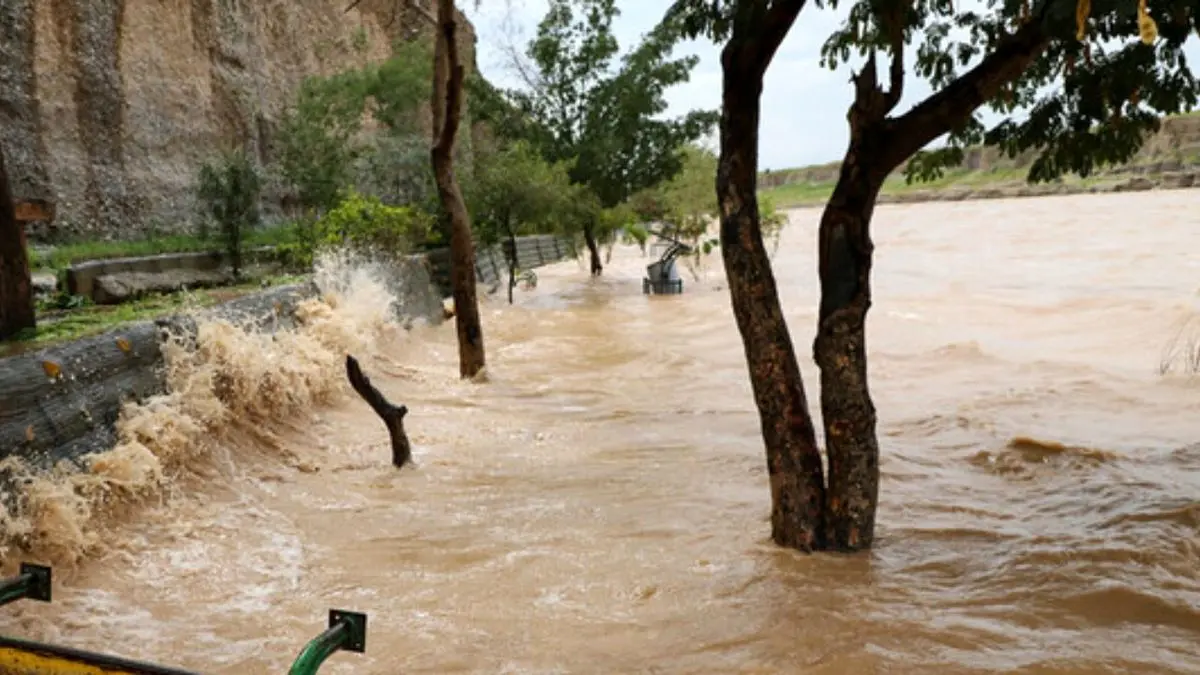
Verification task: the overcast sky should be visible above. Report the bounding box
[462,1,1200,171]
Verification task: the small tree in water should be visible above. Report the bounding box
[197,150,262,280]
[496,0,718,276]
[667,0,1199,551]
[468,141,576,304]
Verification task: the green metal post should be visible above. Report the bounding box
[0,563,51,607]
[287,610,367,675]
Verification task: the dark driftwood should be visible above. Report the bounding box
[345,355,410,468]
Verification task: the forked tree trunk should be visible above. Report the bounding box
[717,35,825,552]
[583,224,602,276]
[808,12,1054,548]
[431,0,486,379]
[810,49,901,551]
[0,146,35,340]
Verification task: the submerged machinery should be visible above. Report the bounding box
[643,229,692,295]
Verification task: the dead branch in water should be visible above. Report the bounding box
[346,355,412,468]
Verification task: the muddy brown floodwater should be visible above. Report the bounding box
[2,191,1200,674]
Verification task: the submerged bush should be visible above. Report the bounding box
[196,150,262,278]
[276,191,434,270]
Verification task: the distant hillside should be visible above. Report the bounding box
[760,113,1200,208]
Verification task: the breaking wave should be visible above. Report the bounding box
[0,251,405,565]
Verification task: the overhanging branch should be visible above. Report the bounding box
[881,0,910,114]
[730,0,809,78]
[883,5,1054,169]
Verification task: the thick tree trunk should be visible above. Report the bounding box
[813,57,896,551]
[583,224,602,276]
[431,0,485,379]
[814,155,883,551]
[0,146,36,340]
[718,52,825,551]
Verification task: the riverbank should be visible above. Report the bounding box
[762,164,1199,209]
[2,274,309,358]
[761,112,1200,209]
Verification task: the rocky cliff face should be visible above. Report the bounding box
[0,0,474,242]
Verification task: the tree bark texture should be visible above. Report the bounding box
[346,355,411,467]
[583,225,603,276]
[717,3,825,552]
[431,0,486,379]
[504,227,517,305]
[0,145,36,340]
[814,134,885,552]
[810,11,1051,548]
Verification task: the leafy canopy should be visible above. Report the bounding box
[631,144,787,259]
[667,0,1199,183]
[196,149,262,276]
[503,0,720,209]
[820,0,1198,182]
[277,191,434,269]
[276,38,435,212]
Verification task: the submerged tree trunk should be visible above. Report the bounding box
[814,147,884,551]
[505,223,517,305]
[716,8,825,552]
[813,54,900,551]
[431,0,485,379]
[583,224,602,276]
[808,15,1053,548]
[0,146,35,340]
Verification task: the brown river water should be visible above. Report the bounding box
[1,191,1200,674]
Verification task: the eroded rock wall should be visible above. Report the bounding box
[0,0,474,242]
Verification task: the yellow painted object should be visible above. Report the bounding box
[1137,0,1158,44]
[0,636,199,675]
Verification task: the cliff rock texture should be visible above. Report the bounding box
[0,0,474,242]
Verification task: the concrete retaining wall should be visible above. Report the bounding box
[0,283,318,470]
[61,236,576,304]
[64,246,278,301]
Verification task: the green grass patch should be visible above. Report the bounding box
[759,181,835,208]
[759,164,1131,209]
[760,111,1200,209]
[1,273,309,357]
[28,227,295,273]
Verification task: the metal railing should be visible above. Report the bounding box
[0,563,367,674]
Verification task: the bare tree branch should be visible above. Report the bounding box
[495,9,544,91]
[346,355,412,468]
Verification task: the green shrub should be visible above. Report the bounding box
[196,150,262,278]
[276,191,434,270]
